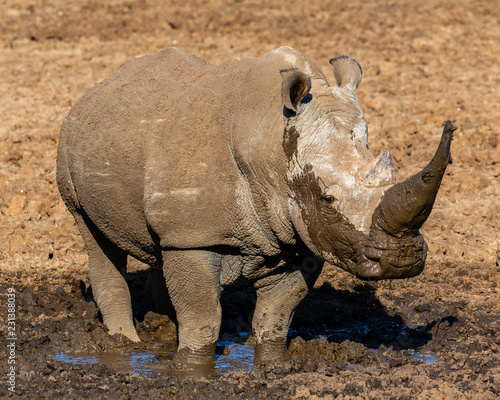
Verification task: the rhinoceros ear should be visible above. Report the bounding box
[280,69,311,113]
[329,55,362,89]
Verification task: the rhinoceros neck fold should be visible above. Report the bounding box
[371,121,455,237]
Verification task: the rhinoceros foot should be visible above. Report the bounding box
[169,345,216,373]
[254,340,292,367]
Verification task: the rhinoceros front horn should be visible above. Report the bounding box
[371,121,457,237]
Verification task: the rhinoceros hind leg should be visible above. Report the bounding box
[252,257,323,366]
[75,213,140,342]
[162,250,222,369]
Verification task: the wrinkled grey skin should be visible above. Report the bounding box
[57,47,454,369]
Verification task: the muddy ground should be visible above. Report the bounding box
[0,0,499,398]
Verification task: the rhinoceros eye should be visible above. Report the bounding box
[323,195,335,204]
[321,185,341,206]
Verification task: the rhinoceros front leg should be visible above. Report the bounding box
[162,250,222,369]
[252,256,323,366]
[74,213,140,342]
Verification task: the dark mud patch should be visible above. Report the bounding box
[1,264,499,398]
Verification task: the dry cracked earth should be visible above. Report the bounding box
[0,0,499,399]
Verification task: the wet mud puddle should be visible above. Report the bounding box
[54,349,176,378]
[53,339,438,377]
[53,338,255,378]
[406,349,438,364]
[51,312,442,377]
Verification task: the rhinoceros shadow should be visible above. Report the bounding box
[290,282,437,350]
[92,268,444,351]
[219,277,439,351]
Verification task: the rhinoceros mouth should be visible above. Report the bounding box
[354,229,428,280]
[355,258,383,279]
[355,256,425,280]
[356,238,428,280]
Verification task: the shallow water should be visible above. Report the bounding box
[54,350,176,377]
[53,335,255,378]
[53,341,437,378]
[407,349,439,365]
[215,344,254,374]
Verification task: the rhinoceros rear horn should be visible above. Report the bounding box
[364,149,397,188]
[372,121,457,236]
[329,55,362,89]
[280,69,311,112]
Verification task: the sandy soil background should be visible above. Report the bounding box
[0,0,498,398]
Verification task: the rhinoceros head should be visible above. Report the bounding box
[281,56,455,280]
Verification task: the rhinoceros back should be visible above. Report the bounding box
[58,48,251,263]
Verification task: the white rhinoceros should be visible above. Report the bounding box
[57,46,454,369]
